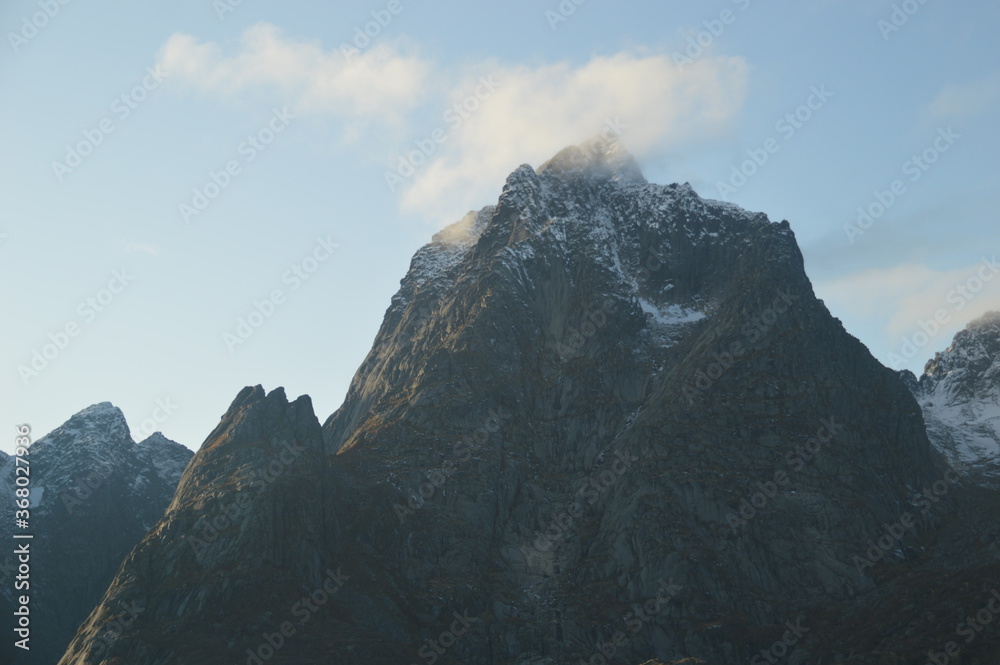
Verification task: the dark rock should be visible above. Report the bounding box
[57,142,1000,664]
[0,403,191,665]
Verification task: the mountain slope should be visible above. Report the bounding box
[0,403,191,665]
[59,140,995,664]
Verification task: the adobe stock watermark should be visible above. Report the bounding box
[60,398,177,515]
[886,256,999,368]
[577,579,683,665]
[408,610,477,665]
[186,439,309,563]
[73,396,177,518]
[85,600,146,661]
[843,126,959,243]
[850,515,916,574]
[520,449,640,574]
[878,0,933,41]
[852,470,961,575]
[545,0,587,32]
[726,417,845,532]
[132,397,180,440]
[672,0,752,70]
[636,245,667,282]
[223,235,339,352]
[924,589,1000,665]
[681,288,799,403]
[213,0,246,21]
[61,467,110,515]
[555,299,617,359]
[749,617,809,665]
[716,85,833,198]
[52,66,167,182]
[179,107,295,223]
[17,269,135,385]
[385,75,502,192]
[585,116,628,153]
[7,0,72,53]
[340,0,413,60]
[393,407,511,524]
[244,567,349,665]
[910,469,961,516]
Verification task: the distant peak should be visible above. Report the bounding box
[69,402,129,431]
[77,401,120,416]
[35,401,132,451]
[919,309,1000,391]
[138,432,174,447]
[965,310,1000,330]
[536,136,646,185]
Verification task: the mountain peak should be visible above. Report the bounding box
[137,432,177,448]
[923,311,1000,385]
[536,136,646,185]
[39,401,132,450]
[906,310,1000,483]
[76,401,121,418]
[965,309,1000,331]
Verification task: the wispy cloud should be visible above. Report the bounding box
[156,23,431,127]
[925,71,1000,119]
[818,259,1000,342]
[154,25,749,223]
[399,54,749,220]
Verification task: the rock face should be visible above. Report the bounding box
[58,140,1000,664]
[0,403,191,665]
[901,311,1000,485]
[57,386,342,665]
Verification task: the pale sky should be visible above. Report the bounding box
[2,0,998,453]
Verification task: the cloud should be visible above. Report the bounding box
[154,25,748,222]
[802,193,993,282]
[925,71,1000,118]
[396,54,749,220]
[156,23,431,126]
[817,258,1000,361]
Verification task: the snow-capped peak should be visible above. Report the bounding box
[39,401,132,450]
[536,136,646,185]
[905,310,1000,485]
[137,431,173,447]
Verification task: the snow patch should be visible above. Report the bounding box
[638,298,706,326]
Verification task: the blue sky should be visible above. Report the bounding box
[2,0,998,453]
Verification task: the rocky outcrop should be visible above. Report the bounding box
[0,403,191,665]
[58,140,999,664]
[57,386,360,665]
[901,311,1000,485]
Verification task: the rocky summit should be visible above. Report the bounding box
[58,141,1000,664]
[901,311,1000,486]
[0,403,191,665]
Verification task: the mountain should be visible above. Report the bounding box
[59,140,1000,664]
[0,403,192,665]
[900,311,1000,485]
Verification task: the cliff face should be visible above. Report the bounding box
[56,386,346,665]
[0,403,190,665]
[58,141,996,665]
